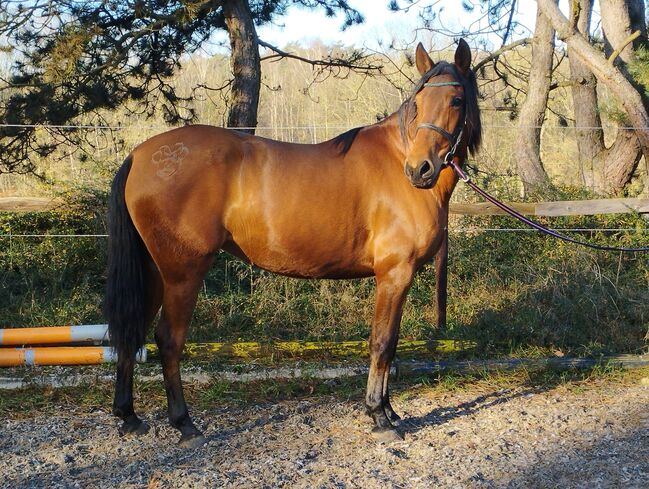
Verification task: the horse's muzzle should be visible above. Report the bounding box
[404,159,438,188]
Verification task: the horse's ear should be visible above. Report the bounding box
[415,42,435,75]
[454,38,472,74]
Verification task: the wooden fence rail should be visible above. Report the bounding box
[1,196,649,216]
[449,197,649,216]
[0,197,61,212]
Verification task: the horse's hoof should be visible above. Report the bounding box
[179,433,207,449]
[371,427,404,443]
[120,420,149,436]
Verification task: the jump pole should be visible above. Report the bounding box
[0,324,147,366]
[0,346,147,367]
[0,324,109,346]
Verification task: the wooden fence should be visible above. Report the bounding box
[2,196,649,216]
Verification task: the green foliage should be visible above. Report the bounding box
[1,202,647,357]
[0,209,107,327]
[629,45,649,99]
[445,211,649,356]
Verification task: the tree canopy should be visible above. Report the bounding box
[0,0,372,174]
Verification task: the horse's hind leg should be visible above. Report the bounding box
[155,255,214,448]
[114,256,163,435]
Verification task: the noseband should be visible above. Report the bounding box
[416,81,466,164]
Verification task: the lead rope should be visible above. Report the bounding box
[447,160,649,253]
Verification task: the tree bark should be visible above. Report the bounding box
[538,0,649,194]
[598,129,643,192]
[568,0,602,188]
[513,0,555,192]
[568,0,646,194]
[222,0,260,133]
[597,0,646,193]
[600,0,646,65]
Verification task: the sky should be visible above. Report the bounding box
[253,0,540,51]
[236,0,595,53]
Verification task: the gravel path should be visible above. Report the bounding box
[2,379,648,488]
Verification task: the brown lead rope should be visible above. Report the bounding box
[448,160,649,253]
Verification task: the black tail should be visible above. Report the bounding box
[104,156,148,359]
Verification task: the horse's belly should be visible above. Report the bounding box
[222,234,374,279]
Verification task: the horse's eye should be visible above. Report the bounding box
[451,97,463,107]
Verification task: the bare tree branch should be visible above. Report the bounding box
[608,30,642,66]
[258,39,383,73]
[474,37,531,72]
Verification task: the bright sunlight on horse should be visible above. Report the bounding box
[104,39,481,446]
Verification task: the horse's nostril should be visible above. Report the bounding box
[419,160,432,178]
[405,164,413,177]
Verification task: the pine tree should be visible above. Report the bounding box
[0,0,380,174]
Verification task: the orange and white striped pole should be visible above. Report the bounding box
[0,325,148,366]
[0,346,147,367]
[0,324,109,346]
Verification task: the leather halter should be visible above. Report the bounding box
[415,81,466,164]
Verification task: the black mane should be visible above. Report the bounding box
[331,126,363,156]
[398,61,482,155]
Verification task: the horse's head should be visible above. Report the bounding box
[401,39,482,189]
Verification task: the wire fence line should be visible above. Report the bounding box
[2,228,648,239]
[1,123,648,131]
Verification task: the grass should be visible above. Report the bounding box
[0,186,648,358]
[144,338,477,366]
[2,362,646,419]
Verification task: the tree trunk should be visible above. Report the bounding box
[596,0,647,193]
[568,0,602,188]
[222,0,260,133]
[600,0,646,65]
[568,0,646,194]
[513,0,555,192]
[538,0,649,194]
[597,129,642,192]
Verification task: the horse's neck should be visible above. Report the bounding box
[356,113,406,166]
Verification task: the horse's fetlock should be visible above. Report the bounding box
[112,404,133,419]
[169,411,191,429]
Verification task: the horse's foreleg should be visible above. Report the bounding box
[113,258,162,435]
[155,260,212,448]
[382,370,401,426]
[380,326,402,425]
[435,228,448,329]
[366,265,413,441]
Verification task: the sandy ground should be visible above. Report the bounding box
[2,379,648,488]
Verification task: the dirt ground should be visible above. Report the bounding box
[2,376,649,489]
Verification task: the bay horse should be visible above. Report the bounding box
[105,39,481,446]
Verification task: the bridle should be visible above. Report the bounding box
[415,80,467,165]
